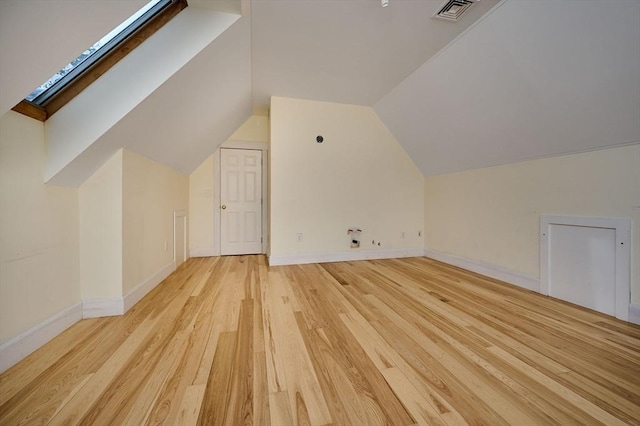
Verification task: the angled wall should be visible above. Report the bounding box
[79,149,189,317]
[424,145,640,308]
[123,150,188,297]
[269,97,424,264]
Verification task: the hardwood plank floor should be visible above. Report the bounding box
[1,255,639,425]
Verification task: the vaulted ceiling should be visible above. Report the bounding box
[375,0,640,176]
[0,0,638,185]
[250,0,499,113]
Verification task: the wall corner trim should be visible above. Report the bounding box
[82,297,124,318]
[629,303,640,326]
[0,303,83,374]
[423,248,540,292]
[83,260,176,319]
[268,248,424,266]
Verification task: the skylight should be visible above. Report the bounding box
[13,0,187,122]
[26,0,169,105]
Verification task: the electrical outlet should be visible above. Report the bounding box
[296,233,304,242]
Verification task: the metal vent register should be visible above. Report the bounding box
[433,0,477,21]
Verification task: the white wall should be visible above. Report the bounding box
[80,148,189,305]
[0,136,189,368]
[424,145,640,304]
[189,115,270,257]
[269,97,424,263]
[0,111,80,344]
[228,115,270,142]
[79,150,123,301]
[123,150,188,295]
[189,155,215,256]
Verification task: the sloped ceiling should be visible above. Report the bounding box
[62,15,253,185]
[1,0,638,184]
[0,0,148,117]
[45,8,250,186]
[375,0,640,176]
[251,0,499,113]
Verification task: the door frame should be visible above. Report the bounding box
[213,141,269,255]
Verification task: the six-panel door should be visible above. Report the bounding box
[220,148,262,255]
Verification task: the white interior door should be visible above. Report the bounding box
[220,149,262,255]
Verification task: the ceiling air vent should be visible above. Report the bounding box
[433,0,477,21]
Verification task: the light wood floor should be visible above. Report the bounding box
[1,256,639,425]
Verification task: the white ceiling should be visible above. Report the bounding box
[89,15,253,183]
[251,0,499,114]
[44,7,250,186]
[1,0,638,184]
[374,0,640,176]
[0,0,148,116]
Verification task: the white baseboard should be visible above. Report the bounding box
[0,303,82,373]
[268,248,424,266]
[82,261,177,318]
[124,260,175,312]
[629,304,640,325]
[82,297,124,318]
[0,261,178,373]
[189,247,218,257]
[423,248,540,292]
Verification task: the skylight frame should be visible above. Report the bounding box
[26,0,168,105]
[13,0,188,122]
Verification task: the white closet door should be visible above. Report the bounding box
[220,149,262,255]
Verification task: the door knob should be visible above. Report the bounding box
[221,205,227,210]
